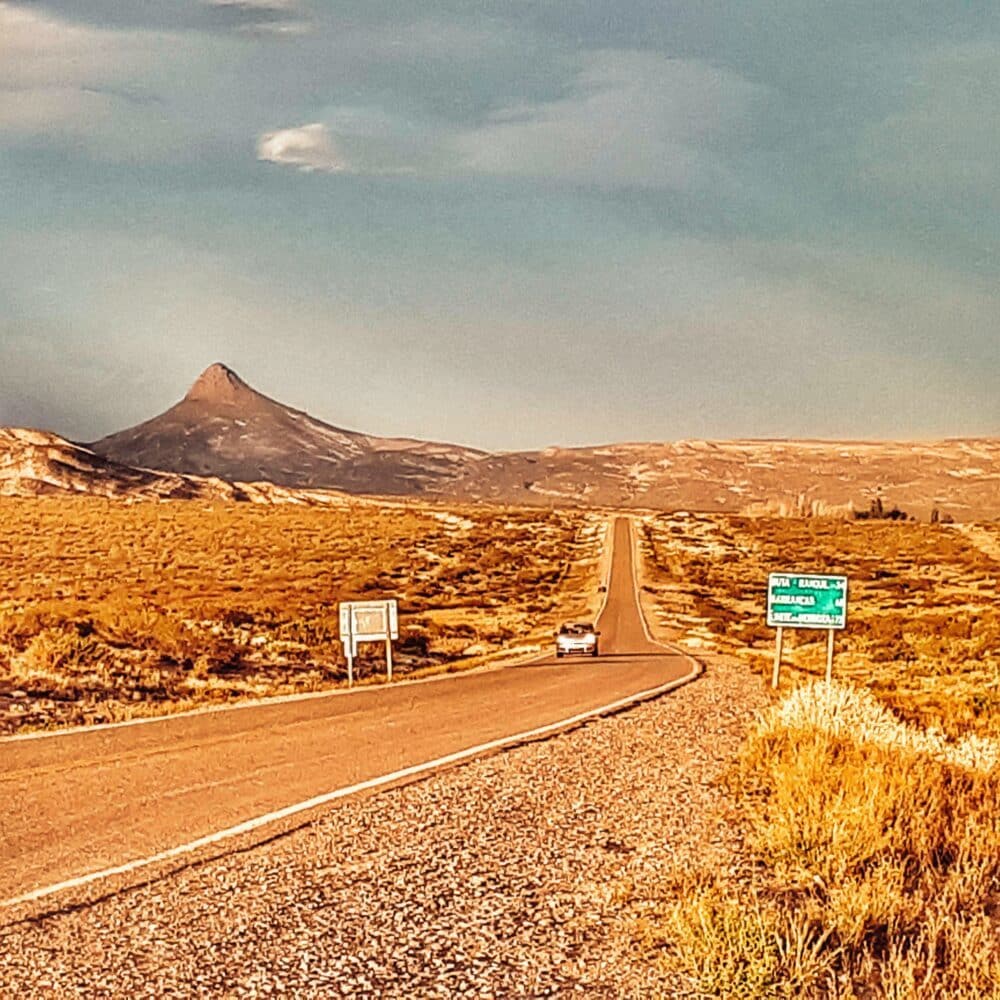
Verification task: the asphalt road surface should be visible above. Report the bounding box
[0,516,693,908]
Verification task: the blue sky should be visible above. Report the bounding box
[1,0,998,448]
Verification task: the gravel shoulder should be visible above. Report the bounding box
[1,656,767,998]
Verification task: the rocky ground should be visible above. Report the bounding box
[0,657,768,998]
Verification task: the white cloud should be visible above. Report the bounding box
[251,51,767,184]
[0,2,175,134]
[453,50,765,190]
[256,123,350,172]
[0,3,164,86]
[256,109,441,176]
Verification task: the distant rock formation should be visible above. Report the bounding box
[0,427,353,505]
[89,363,485,494]
[183,362,256,406]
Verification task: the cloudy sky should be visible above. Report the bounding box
[1,1,998,449]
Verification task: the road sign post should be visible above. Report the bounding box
[767,573,848,688]
[339,600,399,687]
[771,626,784,690]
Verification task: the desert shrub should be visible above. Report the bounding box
[220,608,257,627]
[664,882,835,998]
[273,616,340,646]
[706,684,1000,997]
[92,599,192,659]
[395,631,430,658]
[33,630,95,672]
[13,628,104,683]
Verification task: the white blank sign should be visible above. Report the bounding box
[339,600,399,645]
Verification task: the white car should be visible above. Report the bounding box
[556,622,600,658]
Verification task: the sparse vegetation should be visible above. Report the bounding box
[640,513,1000,738]
[637,514,1000,997]
[853,494,910,521]
[658,685,1000,997]
[0,498,604,733]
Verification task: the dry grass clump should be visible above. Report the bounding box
[0,498,604,733]
[660,683,1000,998]
[774,682,1000,773]
[660,881,834,999]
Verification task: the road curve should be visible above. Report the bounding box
[0,517,693,907]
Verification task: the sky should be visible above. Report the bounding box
[1,0,998,450]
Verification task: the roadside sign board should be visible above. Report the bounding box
[339,599,399,685]
[340,599,399,648]
[767,573,848,630]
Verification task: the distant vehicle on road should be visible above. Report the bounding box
[556,622,600,658]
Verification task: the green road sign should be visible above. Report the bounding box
[767,573,848,630]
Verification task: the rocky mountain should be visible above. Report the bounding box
[441,439,1000,521]
[31,362,1000,519]
[89,364,483,494]
[0,427,352,505]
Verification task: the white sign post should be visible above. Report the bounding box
[767,574,848,688]
[339,599,399,687]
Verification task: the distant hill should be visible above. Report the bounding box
[89,363,484,494]
[441,439,1000,521]
[0,427,353,505]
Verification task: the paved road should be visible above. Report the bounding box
[0,517,692,906]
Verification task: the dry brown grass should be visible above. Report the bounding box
[636,514,1000,997]
[640,514,1000,738]
[657,696,1000,998]
[0,498,605,733]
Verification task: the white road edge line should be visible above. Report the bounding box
[592,516,615,623]
[3,514,701,912]
[0,662,508,745]
[3,670,697,911]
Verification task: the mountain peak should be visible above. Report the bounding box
[184,363,255,405]
[89,363,483,494]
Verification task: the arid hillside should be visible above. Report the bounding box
[9,363,999,517]
[90,363,483,494]
[0,427,356,505]
[0,427,236,502]
[444,438,1000,520]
